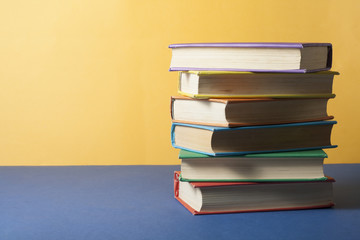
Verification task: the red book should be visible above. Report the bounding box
[174,171,334,215]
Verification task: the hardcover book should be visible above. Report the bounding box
[178,71,338,99]
[171,121,337,156]
[179,149,328,182]
[171,96,334,127]
[169,43,332,73]
[174,171,335,215]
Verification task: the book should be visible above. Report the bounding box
[178,71,338,99]
[174,171,335,215]
[171,96,334,127]
[169,43,332,73]
[171,121,337,156]
[179,149,328,182]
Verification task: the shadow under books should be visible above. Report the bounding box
[333,179,360,210]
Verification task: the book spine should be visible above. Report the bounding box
[326,45,333,70]
[174,171,180,198]
[170,97,175,121]
[174,171,199,215]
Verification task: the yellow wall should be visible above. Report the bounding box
[0,0,359,165]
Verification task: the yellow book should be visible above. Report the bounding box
[178,71,339,99]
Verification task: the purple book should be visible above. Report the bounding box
[168,42,332,73]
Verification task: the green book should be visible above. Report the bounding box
[179,149,328,159]
[179,149,328,182]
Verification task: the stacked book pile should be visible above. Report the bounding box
[168,42,338,215]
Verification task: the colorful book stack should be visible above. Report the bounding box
[168,43,338,215]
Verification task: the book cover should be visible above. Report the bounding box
[179,149,328,159]
[174,171,335,215]
[169,42,332,48]
[186,70,339,75]
[178,90,337,99]
[169,42,332,73]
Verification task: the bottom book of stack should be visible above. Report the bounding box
[174,171,334,215]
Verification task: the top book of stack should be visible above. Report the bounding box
[169,43,332,73]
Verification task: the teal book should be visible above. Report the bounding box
[179,149,329,182]
[171,121,337,156]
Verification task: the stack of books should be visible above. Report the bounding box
[168,42,338,215]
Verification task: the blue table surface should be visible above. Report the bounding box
[0,164,359,240]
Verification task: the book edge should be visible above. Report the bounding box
[169,42,332,48]
[179,177,329,182]
[179,149,328,158]
[172,121,337,131]
[172,116,334,128]
[178,90,336,99]
[172,144,337,157]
